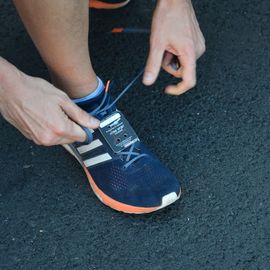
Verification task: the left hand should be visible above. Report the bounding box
[143,0,205,95]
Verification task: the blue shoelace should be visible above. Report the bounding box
[91,69,148,169]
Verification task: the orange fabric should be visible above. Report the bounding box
[89,0,130,10]
[105,80,110,93]
[111,27,124,33]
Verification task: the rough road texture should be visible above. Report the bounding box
[0,0,269,269]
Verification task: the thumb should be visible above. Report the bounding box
[143,45,164,85]
[61,99,100,129]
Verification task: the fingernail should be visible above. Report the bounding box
[143,72,154,85]
[91,117,100,127]
[164,86,174,96]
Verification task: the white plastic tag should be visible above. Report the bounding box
[99,111,139,153]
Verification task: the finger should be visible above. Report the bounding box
[162,51,174,67]
[161,52,183,78]
[58,118,87,144]
[143,44,164,85]
[49,108,87,144]
[60,98,100,129]
[165,53,196,95]
[162,64,183,79]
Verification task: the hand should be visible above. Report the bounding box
[143,0,205,95]
[0,59,99,146]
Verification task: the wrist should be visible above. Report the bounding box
[157,0,191,9]
[0,57,22,97]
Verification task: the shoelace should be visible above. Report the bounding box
[91,69,148,169]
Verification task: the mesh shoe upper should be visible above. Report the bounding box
[75,128,180,207]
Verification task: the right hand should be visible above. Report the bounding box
[0,67,100,146]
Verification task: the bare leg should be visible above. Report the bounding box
[13,0,97,99]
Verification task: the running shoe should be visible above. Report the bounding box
[89,0,130,9]
[63,70,181,214]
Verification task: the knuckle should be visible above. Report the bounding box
[39,133,55,146]
[35,77,46,85]
[58,92,69,103]
[199,43,206,55]
[188,79,197,88]
[33,140,42,146]
[201,43,206,53]
[61,92,69,99]
[52,125,65,136]
[184,40,196,54]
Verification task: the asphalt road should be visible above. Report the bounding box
[0,0,269,269]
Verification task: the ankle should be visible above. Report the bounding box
[50,71,99,99]
[66,79,99,99]
[72,77,104,103]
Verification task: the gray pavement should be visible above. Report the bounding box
[0,0,270,269]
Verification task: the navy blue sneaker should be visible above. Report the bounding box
[89,0,130,9]
[63,71,181,214]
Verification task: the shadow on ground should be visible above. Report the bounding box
[0,0,269,269]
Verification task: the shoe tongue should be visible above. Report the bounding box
[76,89,117,120]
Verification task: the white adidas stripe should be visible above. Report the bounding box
[77,139,102,154]
[83,153,112,167]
